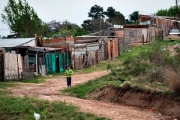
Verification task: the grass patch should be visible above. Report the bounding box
[0,91,108,120]
[75,60,121,74]
[21,75,47,83]
[117,44,151,61]
[63,75,122,98]
[0,81,17,89]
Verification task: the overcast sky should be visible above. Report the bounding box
[0,0,176,37]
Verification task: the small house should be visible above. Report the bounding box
[123,25,156,46]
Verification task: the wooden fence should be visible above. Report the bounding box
[4,53,34,81]
[0,50,4,81]
[4,53,19,80]
[74,50,99,70]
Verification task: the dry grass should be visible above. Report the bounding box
[164,67,180,94]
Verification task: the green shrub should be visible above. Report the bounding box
[122,56,151,77]
[106,64,113,70]
[120,81,131,89]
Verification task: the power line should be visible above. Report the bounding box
[0,29,10,31]
[0,28,10,30]
[176,0,178,17]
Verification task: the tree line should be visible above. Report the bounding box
[1,0,177,38]
[156,6,180,17]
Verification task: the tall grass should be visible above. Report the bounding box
[164,67,180,94]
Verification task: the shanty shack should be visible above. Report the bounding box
[0,38,61,81]
[123,25,156,46]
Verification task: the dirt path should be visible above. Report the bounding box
[9,71,168,120]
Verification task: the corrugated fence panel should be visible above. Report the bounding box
[45,53,56,74]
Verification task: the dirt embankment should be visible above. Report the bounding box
[89,85,180,119]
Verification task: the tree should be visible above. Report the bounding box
[88,5,105,19]
[168,6,177,16]
[156,9,168,16]
[47,20,61,32]
[129,11,139,24]
[105,7,125,25]
[109,12,125,25]
[75,28,84,36]
[105,7,116,22]
[53,21,85,37]
[125,19,132,24]
[156,6,180,17]
[1,0,48,37]
[81,19,93,34]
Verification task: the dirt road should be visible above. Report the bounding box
[9,71,167,120]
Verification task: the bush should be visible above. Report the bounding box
[106,64,113,70]
[120,81,131,89]
[122,56,151,77]
[148,68,164,83]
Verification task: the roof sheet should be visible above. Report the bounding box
[0,38,35,47]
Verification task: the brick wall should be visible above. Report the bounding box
[43,38,64,44]
[112,38,119,58]
[116,30,124,38]
[106,38,119,59]
[66,36,74,45]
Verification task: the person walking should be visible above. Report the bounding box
[65,65,74,87]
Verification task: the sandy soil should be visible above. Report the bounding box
[9,71,168,120]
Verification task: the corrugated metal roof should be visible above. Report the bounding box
[0,38,35,47]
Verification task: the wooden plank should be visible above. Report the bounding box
[17,54,23,79]
[5,53,9,80]
[14,54,18,79]
[0,53,4,81]
[23,55,30,72]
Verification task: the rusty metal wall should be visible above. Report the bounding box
[73,38,122,70]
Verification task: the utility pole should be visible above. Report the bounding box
[176,0,179,17]
[100,16,101,31]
